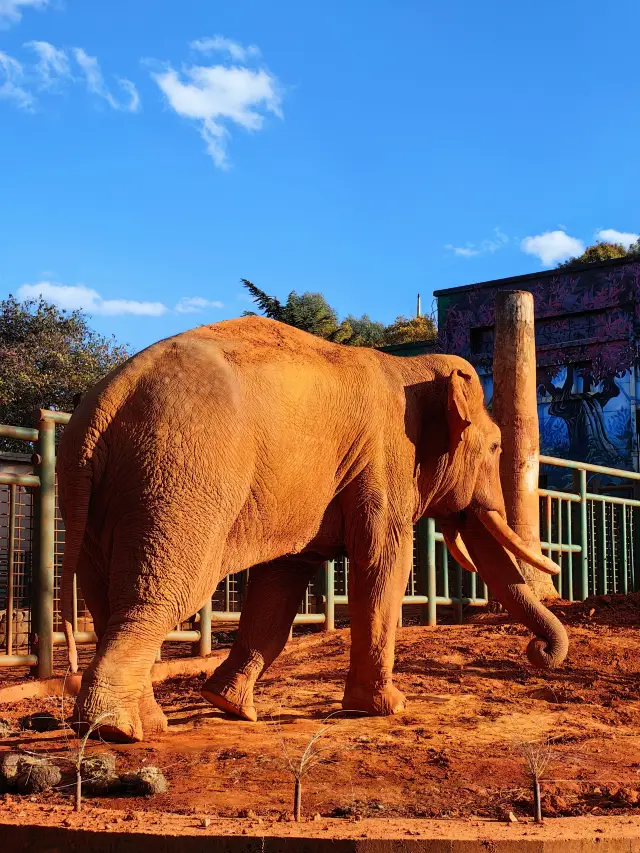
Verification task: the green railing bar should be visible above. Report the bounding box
[586,493,640,508]
[622,508,629,595]
[426,517,437,626]
[611,504,617,595]
[566,499,574,602]
[40,410,72,426]
[333,594,488,607]
[324,561,335,632]
[441,539,450,601]
[0,424,39,441]
[579,470,589,600]
[6,485,16,656]
[33,416,56,679]
[0,472,40,488]
[454,560,463,624]
[540,455,640,480]
[539,488,580,502]
[539,541,581,553]
[555,497,562,599]
[599,502,607,596]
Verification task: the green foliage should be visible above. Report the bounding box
[628,239,640,259]
[0,296,130,447]
[384,314,437,346]
[240,280,436,348]
[557,241,630,269]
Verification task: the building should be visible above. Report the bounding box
[432,257,640,493]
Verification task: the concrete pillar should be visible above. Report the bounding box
[493,290,558,601]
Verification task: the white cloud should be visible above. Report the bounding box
[175,296,223,313]
[151,38,283,168]
[445,227,509,258]
[17,281,224,317]
[0,49,34,110]
[595,229,639,249]
[73,48,140,112]
[18,282,167,317]
[0,43,140,113]
[190,36,261,63]
[521,230,584,266]
[25,40,70,87]
[0,0,49,28]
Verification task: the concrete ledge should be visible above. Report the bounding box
[0,654,226,704]
[0,808,639,853]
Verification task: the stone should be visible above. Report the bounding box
[0,719,15,739]
[120,766,167,796]
[16,763,61,794]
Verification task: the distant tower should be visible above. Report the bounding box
[416,293,421,318]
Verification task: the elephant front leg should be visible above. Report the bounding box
[202,559,318,721]
[342,530,413,716]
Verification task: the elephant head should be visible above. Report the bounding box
[429,366,568,670]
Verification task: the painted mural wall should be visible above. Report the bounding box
[436,260,640,491]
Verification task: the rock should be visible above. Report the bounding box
[614,788,639,806]
[81,753,116,776]
[238,808,257,819]
[313,812,322,822]
[0,719,15,739]
[120,766,167,796]
[0,753,23,787]
[20,712,60,733]
[80,753,120,795]
[506,811,518,823]
[16,763,61,794]
[200,817,211,828]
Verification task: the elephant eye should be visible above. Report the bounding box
[490,442,500,453]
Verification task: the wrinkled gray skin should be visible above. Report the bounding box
[57,317,568,743]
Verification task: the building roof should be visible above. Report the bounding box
[433,256,637,298]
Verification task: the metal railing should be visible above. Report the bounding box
[1,414,639,677]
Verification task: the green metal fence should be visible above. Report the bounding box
[1,414,639,678]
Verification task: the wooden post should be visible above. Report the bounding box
[493,291,558,601]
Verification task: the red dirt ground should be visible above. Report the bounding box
[1,594,639,830]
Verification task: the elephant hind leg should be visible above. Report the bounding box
[202,558,319,721]
[77,522,226,743]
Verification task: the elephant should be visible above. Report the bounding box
[57,316,568,743]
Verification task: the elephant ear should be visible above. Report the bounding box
[447,368,473,458]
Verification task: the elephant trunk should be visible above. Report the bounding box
[459,512,568,669]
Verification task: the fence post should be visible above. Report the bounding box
[198,599,212,657]
[426,517,437,626]
[577,469,589,600]
[33,415,56,679]
[323,561,335,632]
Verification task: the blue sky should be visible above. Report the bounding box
[1,0,639,352]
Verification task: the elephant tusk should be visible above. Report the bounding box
[477,509,561,576]
[442,529,478,573]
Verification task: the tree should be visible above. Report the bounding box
[241,279,343,339]
[384,314,437,346]
[557,240,629,270]
[240,279,436,347]
[0,296,130,448]
[628,239,640,259]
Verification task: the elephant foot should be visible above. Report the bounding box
[342,681,406,716]
[139,693,169,736]
[75,690,144,743]
[201,672,258,722]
